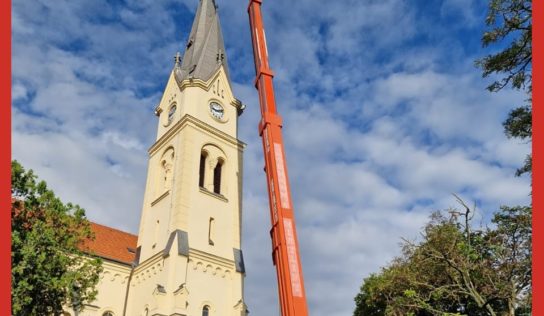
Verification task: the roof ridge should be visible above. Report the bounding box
[89,221,138,238]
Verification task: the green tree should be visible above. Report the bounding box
[476,0,532,176]
[11,160,102,316]
[353,203,532,316]
[356,1,534,314]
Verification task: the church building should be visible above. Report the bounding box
[75,1,248,315]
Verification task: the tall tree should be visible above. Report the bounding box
[476,0,532,176]
[355,2,533,315]
[11,161,102,316]
[353,205,532,316]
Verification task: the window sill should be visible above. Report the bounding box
[199,187,228,202]
[151,190,170,206]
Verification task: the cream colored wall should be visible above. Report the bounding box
[69,255,245,316]
[125,242,244,316]
[155,67,240,141]
[65,260,132,316]
[128,65,247,316]
[63,66,246,316]
[138,66,243,263]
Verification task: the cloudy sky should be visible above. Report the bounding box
[12,0,531,315]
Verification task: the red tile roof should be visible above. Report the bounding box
[81,222,138,265]
[11,198,137,265]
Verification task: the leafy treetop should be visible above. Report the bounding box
[11,160,103,316]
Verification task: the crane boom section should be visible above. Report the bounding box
[247,1,310,315]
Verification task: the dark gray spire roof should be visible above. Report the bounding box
[175,0,230,84]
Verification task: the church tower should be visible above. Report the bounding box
[128,1,247,315]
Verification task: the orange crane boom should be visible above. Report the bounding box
[247,1,310,315]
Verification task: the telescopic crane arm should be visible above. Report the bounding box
[247,1,310,315]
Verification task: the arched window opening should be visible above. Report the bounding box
[202,305,210,316]
[213,160,223,194]
[199,152,208,188]
[160,147,175,190]
[162,160,168,186]
[168,104,177,125]
[103,312,114,316]
[208,218,215,246]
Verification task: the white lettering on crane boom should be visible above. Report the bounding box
[274,143,290,209]
[284,218,303,297]
[270,181,278,223]
[255,28,261,64]
[263,29,269,61]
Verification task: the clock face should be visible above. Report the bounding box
[209,102,224,120]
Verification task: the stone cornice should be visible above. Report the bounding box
[189,248,236,270]
[151,190,170,206]
[134,246,237,274]
[133,250,164,274]
[177,66,242,110]
[148,114,246,156]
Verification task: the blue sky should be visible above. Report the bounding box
[12,0,531,315]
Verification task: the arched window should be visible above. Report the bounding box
[103,312,114,316]
[213,159,223,194]
[160,148,175,190]
[202,305,210,316]
[199,152,208,187]
[199,144,226,194]
[168,104,177,125]
[208,218,215,245]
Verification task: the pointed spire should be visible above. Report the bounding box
[175,0,230,84]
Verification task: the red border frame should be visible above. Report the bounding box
[0,1,539,315]
[1,0,12,313]
[533,0,542,313]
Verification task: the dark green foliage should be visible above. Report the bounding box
[476,0,532,176]
[477,0,532,93]
[354,274,388,316]
[503,106,532,140]
[354,1,533,314]
[353,206,532,316]
[11,160,103,316]
[502,105,532,176]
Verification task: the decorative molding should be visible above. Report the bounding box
[199,187,228,202]
[177,66,238,106]
[132,260,164,286]
[134,251,164,274]
[188,259,233,279]
[234,299,249,316]
[148,114,246,156]
[151,190,170,206]
[189,248,236,270]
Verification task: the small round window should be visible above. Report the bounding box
[168,104,177,125]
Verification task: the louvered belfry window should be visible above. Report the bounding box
[213,160,223,194]
[199,152,207,187]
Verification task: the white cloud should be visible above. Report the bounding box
[100,131,145,151]
[12,1,531,316]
